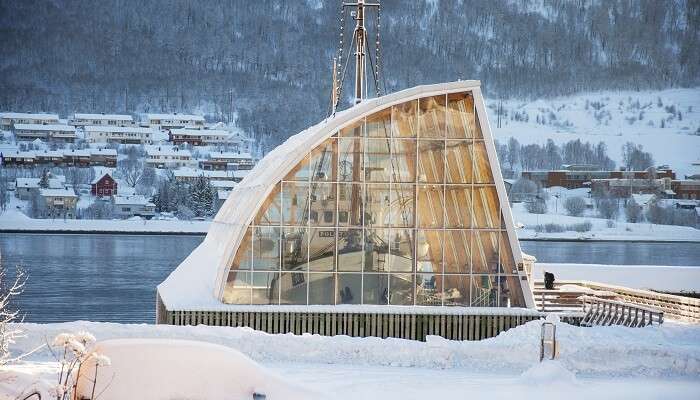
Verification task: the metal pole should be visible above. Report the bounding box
[353,0,366,104]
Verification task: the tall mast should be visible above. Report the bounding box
[352,0,367,104]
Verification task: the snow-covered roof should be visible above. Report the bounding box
[40,188,76,197]
[16,177,65,189]
[210,152,253,160]
[85,126,151,134]
[146,147,192,157]
[112,195,154,206]
[35,150,64,158]
[73,113,133,121]
[90,148,118,156]
[3,150,36,158]
[210,180,237,189]
[158,80,527,311]
[146,113,205,121]
[0,112,59,120]
[91,172,113,185]
[14,123,76,132]
[170,129,231,137]
[173,167,243,179]
[631,194,654,206]
[217,190,230,200]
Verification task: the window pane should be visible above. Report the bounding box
[364,228,389,272]
[445,185,472,228]
[281,227,308,271]
[470,275,498,307]
[230,227,252,271]
[443,275,470,306]
[365,138,391,182]
[310,183,336,227]
[446,92,476,139]
[338,183,363,226]
[366,108,391,137]
[473,186,500,228]
[308,273,335,304]
[254,182,281,225]
[338,138,363,182]
[309,138,337,182]
[308,227,335,271]
[251,271,280,305]
[392,100,417,137]
[416,229,442,273]
[389,228,414,272]
[472,230,500,274]
[391,184,414,227]
[418,95,446,138]
[337,228,363,271]
[222,271,251,304]
[498,275,526,307]
[416,273,442,306]
[472,141,494,183]
[417,185,443,228]
[252,226,280,271]
[363,273,389,305]
[417,140,444,183]
[445,140,473,183]
[338,119,363,137]
[365,184,391,227]
[279,271,307,305]
[282,182,309,226]
[389,273,414,305]
[283,154,310,181]
[443,230,471,274]
[390,138,416,182]
[337,273,362,304]
[500,231,517,274]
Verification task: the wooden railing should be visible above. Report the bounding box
[534,280,700,323]
[580,296,663,327]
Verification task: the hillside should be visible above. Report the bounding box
[0,0,698,148]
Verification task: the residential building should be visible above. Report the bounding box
[591,178,671,197]
[15,176,66,199]
[208,152,255,170]
[84,126,153,145]
[210,180,237,191]
[70,113,134,127]
[39,188,78,218]
[111,195,156,219]
[145,113,205,130]
[34,150,65,166]
[63,149,92,167]
[89,148,118,167]
[1,148,117,168]
[13,124,77,142]
[91,173,118,197]
[0,112,60,131]
[670,180,700,200]
[2,151,37,167]
[168,129,236,146]
[522,168,676,189]
[173,167,247,183]
[145,146,192,169]
[158,81,535,339]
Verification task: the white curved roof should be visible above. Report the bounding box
[158,80,531,310]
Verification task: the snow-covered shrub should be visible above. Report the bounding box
[567,221,592,232]
[525,199,547,214]
[0,266,28,366]
[563,196,586,217]
[50,331,110,400]
[625,201,643,223]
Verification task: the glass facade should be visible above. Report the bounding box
[223,91,526,307]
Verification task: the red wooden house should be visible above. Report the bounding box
[91,173,118,196]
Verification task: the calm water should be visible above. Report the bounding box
[0,233,698,323]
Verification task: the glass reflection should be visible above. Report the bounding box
[365,138,391,182]
[417,185,443,228]
[392,100,417,137]
[416,273,441,306]
[389,228,414,272]
[443,275,470,306]
[251,271,280,305]
[337,274,361,304]
[418,95,447,138]
[417,140,444,183]
[470,275,498,307]
[447,92,476,139]
[309,273,335,304]
[363,273,389,305]
[416,230,442,273]
[446,140,473,183]
[279,271,307,305]
[389,274,414,305]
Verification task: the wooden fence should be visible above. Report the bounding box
[581,296,663,327]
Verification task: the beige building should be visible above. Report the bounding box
[1,112,59,130]
[146,113,205,130]
[84,126,153,144]
[14,123,77,142]
[39,188,78,218]
[145,146,193,169]
[70,113,134,127]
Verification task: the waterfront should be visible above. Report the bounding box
[1,233,698,323]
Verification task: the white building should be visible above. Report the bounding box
[168,129,242,146]
[173,167,247,183]
[70,113,134,127]
[145,146,193,169]
[112,195,156,219]
[1,112,60,131]
[13,123,77,142]
[39,188,78,219]
[15,176,66,199]
[84,126,153,144]
[146,113,205,130]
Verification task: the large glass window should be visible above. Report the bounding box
[222,90,525,307]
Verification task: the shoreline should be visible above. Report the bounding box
[0,228,698,243]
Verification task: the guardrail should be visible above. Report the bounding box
[534,280,700,323]
[580,296,663,327]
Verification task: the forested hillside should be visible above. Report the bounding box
[0,0,697,146]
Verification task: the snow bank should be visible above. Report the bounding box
[8,320,700,379]
[75,338,313,400]
[535,263,700,292]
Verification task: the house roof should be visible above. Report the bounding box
[40,188,77,197]
[85,126,151,134]
[0,112,59,120]
[91,172,114,185]
[146,147,192,157]
[73,113,133,121]
[146,113,205,122]
[14,124,76,132]
[112,195,154,206]
[170,129,231,137]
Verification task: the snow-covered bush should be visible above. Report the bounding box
[563,196,586,217]
[0,266,27,366]
[49,331,110,400]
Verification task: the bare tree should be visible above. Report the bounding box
[117,150,144,188]
[564,196,586,217]
[625,201,643,223]
[0,266,28,366]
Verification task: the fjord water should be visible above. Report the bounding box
[0,233,698,323]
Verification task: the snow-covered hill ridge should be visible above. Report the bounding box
[490,87,700,177]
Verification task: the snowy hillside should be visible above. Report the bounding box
[490,88,700,177]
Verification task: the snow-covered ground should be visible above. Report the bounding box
[490,87,700,178]
[3,320,700,399]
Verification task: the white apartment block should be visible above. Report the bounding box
[84,126,153,144]
[13,123,77,142]
[145,146,193,169]
[145,113,205,129]
[70,113,134,127]
[0,112,60,131]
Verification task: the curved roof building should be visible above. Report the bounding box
[157,81,537,338]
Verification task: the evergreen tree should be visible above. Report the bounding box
[189,176,214,217]
[38,169,50,189]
